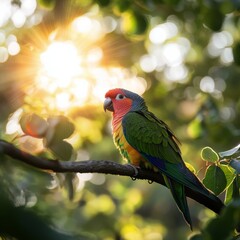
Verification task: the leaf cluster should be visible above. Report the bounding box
[201,144,240,203]
[190,144,240,240]
[20,113,75,160]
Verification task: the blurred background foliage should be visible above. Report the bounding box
[0,0,240,239]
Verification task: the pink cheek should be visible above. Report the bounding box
[113,99,132,115]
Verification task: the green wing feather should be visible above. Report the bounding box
[123,110,182,162]
[122,111,208,193]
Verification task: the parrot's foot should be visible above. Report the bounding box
[125,164,140,179]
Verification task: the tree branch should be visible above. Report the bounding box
[0,140,164,182]
[0,139,222,214]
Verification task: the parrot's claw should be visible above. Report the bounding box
[125,164,140,178]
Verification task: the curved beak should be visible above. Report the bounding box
[104,97,114,112]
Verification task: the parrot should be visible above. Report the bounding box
[104,88,224,229]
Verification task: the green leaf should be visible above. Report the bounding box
[220,165,235,189]
[113,0,131,15]
[220,165,235,204]
[45,116,75,146]
[38,0,56,10]
[201,146,219,163]
[225,176,239,205]
[219,144,240,158]
[203,165,227,195]
[65,173,75,201]
[121,11,148,35]
[233,42,240,65]
[20,113,48,138]
[202,7,225,31]
[96,0,111,7]
[225,181,233,205]
[220,1,235,14]
[48,140,73,160]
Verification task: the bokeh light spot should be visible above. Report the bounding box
[8,41,20,55]
[5,108,23,135]
[164,64,188,82]
[220,47,233,64]
[0,0,11,27]
[0,46,9,63]
[163,43,183,66]
[21,0,37,16]
[102,16,117,33]
[149,22,178,44]
[0,31,6,44]
[212,31,233,49]
[200,76,215,93]
[72,16,92,33]
[140,54,157,72]
[12,9,26,28]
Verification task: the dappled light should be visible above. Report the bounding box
[0,0,37,62]
[149,22,178,45]
[140,19,192,83]
[200,76,215,93]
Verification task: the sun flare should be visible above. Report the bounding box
[35,31,146,112]
[40,41,81,82]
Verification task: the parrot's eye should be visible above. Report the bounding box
[116,94,126,100]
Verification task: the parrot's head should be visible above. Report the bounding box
[104,88,147,116]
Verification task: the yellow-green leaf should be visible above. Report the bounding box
[203,165,226,195]
[187,116,203,139]
[201,146,219,163]
[219,165,235,189]
[38,0,56,10]
[185,162,196,174]
[121,11,148,35]
[225,177,238,205]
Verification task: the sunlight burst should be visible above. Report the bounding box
[30,14,147,113]
[40,41,81,83]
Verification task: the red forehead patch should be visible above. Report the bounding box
[105,88,125,98]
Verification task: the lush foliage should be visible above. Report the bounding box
[194,145,240,240]
[0,0,240,239]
